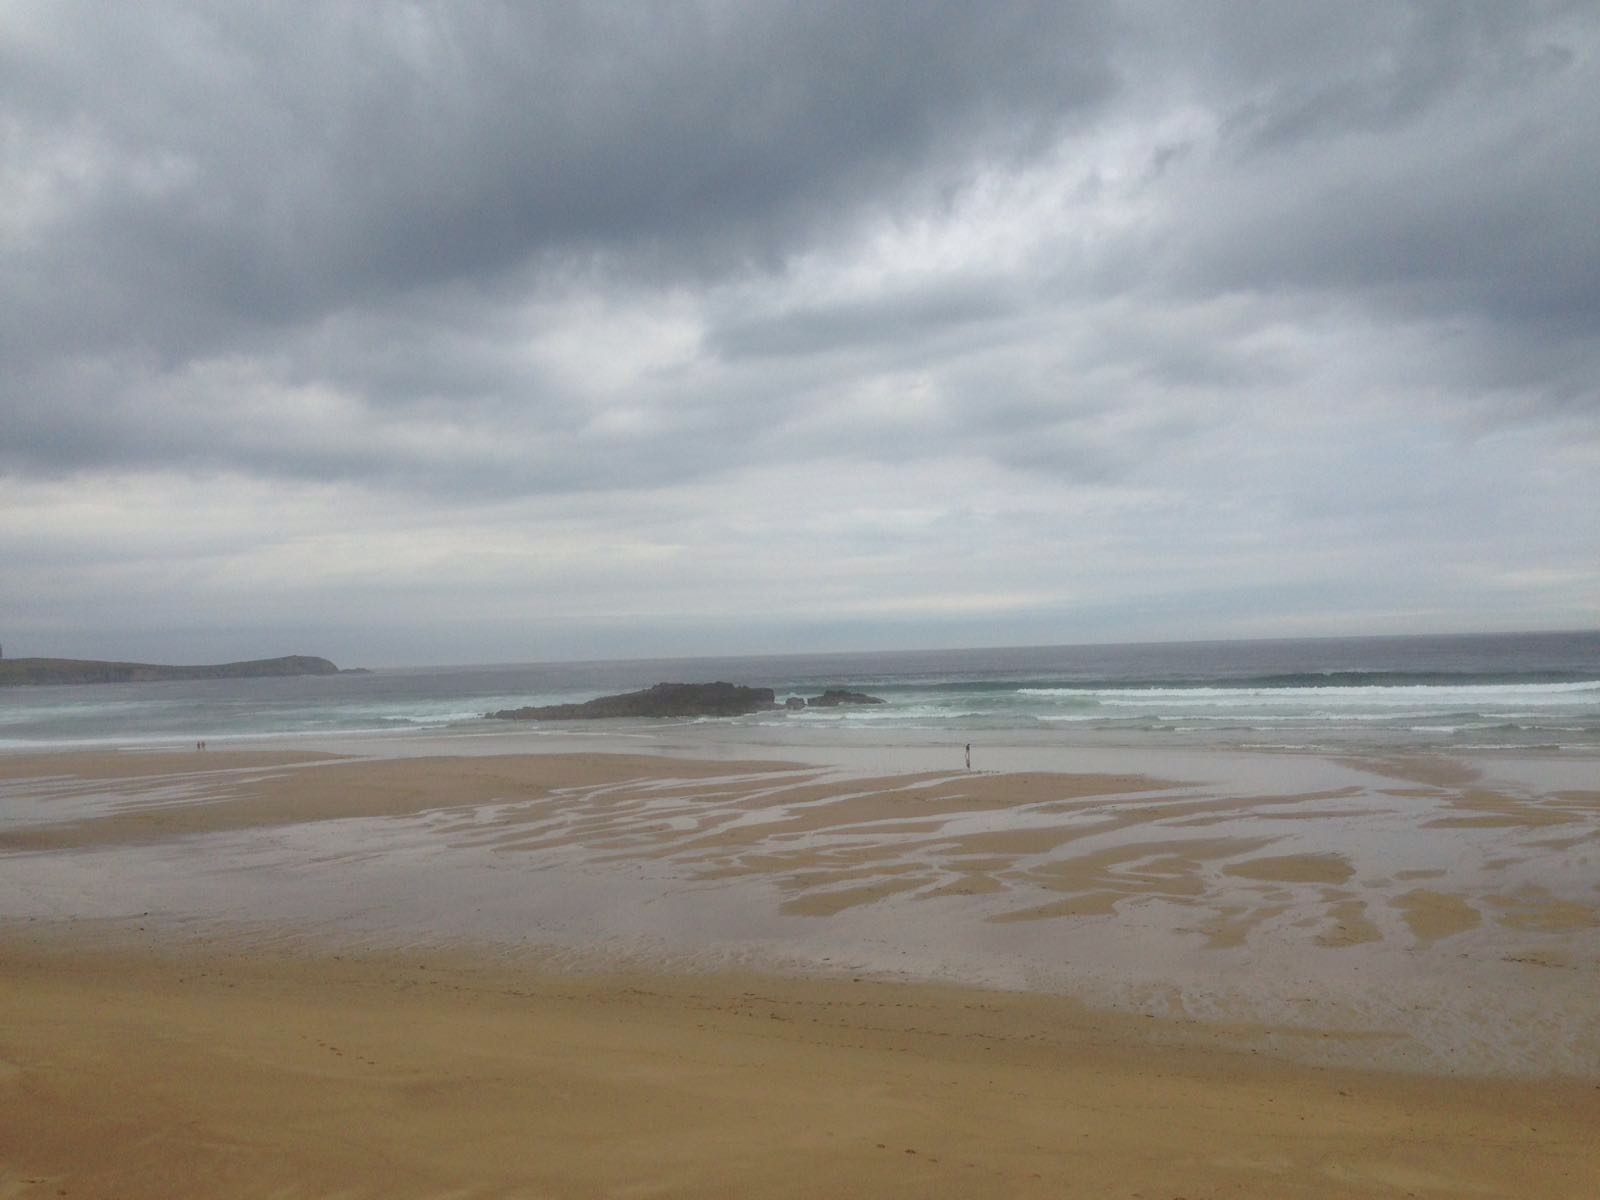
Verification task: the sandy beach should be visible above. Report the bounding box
[2,746,1598,1196]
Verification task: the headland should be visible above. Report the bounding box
[0,654,342,687]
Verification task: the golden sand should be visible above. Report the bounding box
[2,747,1598,1196]
[3,936,1597,1199]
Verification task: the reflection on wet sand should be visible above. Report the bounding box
[1,748,1596,1074]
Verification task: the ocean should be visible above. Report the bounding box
[3,630,1599,756]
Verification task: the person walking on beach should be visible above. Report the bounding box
[965,743,971,770]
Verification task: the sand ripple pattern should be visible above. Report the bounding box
[2,749,1597,1073]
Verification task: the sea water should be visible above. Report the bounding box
[2,630,1598,756]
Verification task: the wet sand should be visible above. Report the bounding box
[2,746,1599,1196]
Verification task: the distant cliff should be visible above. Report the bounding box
[0,655,343,687]
[489,681,777,720]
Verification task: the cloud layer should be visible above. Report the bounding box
[4,2,1597,663]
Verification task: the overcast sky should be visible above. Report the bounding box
[3,2,1597,666]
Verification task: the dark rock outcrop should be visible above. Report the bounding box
[0,655,342,687]
[806,689,886,707]
[489,681,777,721]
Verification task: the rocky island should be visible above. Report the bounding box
[488,682,888,721]
[803,689,887,707]
[0,655,343,687]
[489,682,779,720]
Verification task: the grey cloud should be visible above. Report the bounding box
[2,0,1129,487]
[1146,2,1600,416]
[708,280,1017,362]
[1197,1,1582,153]
[1,2,1117,361]
[4,0,1599,505]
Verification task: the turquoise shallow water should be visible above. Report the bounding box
[2,630,1598,755]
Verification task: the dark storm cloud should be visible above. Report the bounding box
[0,2,1114,362]
[3,0,1598,500]
[1149,1,1600,414]
[0,0,1133,489]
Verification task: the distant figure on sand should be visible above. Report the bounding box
[965,743,971,770]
